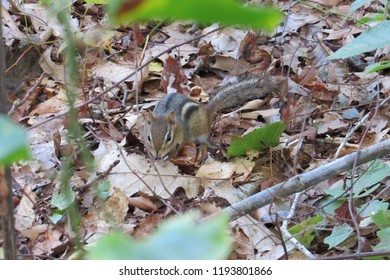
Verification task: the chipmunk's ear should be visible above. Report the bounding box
[166,111,176,126]
[143,110,154,124]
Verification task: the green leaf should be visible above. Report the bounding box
[357,200,389,226]
[227,122,285,157]
[85,0,107,4]
[372,210,390,230]
[326,160,390,198]
[86,231,136,260]
[353,161,390,196]
[107,0,283,31]
[324,223,354,248]
[86,213,231,260]
[288,216,323,248]
[0,115,30,165]
[51,185,76,210]
[372,227,390,252]
[319,196,345,216]
[358,200,389,217]
[365,60,390,73]
[372,228,390,252]
[329,21,390,59]
[49,209,65,224]
[91,181,110,201]
[349,0,373,14]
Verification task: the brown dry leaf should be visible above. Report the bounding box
[310,87,339,102]
[15,186,36,232]
[201,25,247,57]
[334,201,362,226]
[2,7,26,42]
[28,142,56,171]
[197,157,254,182]
[197,202,221,215]
[312,0,345,5]
[22,3,78,39]
[240,108,280,120]
[39,47,66,84]
[322,26,363,40]
[236,99,266,111]
[231,227,253,259]
[171,142,198,166]
[161,55,189,94]
[239,33,272,66]
[83,212,115,244]
[29,87,70,116]
[196,158,255,204]
[133,213,163,238]
[150,43,199,67]
[103,187,129,224]
[12,163,47,193]
[231,215,294,260]
[93,140,200,199]
[211,55,252,75]
[288,250,310,260]
[30,225,69,255]
[149,23,199,65]
[128,196,158,212]
[254,200,291,224]
[212,115,242,135]
[94,51,150,84]
[281,12,322,34]
[21,224,48,243]
[315,113,349,135]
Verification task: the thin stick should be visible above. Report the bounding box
[8,73,47,116]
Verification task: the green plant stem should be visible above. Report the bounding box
[143,20,166,46]
[295,0,369,27]
[0,10,17,260]
[53,0,94,251]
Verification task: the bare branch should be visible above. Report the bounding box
[207,139,390,222]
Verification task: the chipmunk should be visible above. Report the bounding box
[143,76,275,161]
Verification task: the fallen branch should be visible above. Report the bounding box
[208,138,390,221]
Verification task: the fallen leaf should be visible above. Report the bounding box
[93,140,201,199]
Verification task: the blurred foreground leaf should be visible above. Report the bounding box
[0,115,30,165]
[86,213,231,260]
[107,0,283,30]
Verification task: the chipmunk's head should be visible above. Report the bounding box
[143,110,183,160]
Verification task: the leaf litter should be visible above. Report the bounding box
[5,0,390,259]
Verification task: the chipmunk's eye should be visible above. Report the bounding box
[165,131,172,143]
[147,134,152,143]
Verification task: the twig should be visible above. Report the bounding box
[206,138,390,222]
[5,0,22,13]
[333,114,369,159]
[77,160,120,193]
[347,90,382,254]
[319,250,390,260]
[294,0,369,27]
[334,96,390,159]
[8,73,47,116]
[281,192,316,259]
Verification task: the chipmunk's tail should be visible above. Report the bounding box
[207,76,275,117]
